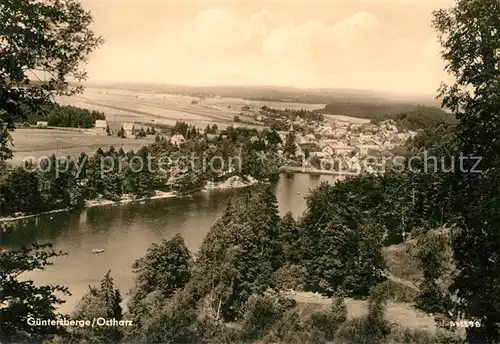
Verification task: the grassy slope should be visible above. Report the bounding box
[292,292,437,333]
[287,239,433,333]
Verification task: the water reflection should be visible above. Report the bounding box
[79,209,87,226]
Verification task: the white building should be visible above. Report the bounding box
[334,129,347,138]
[359,133,375,144]
[95,120,107,134]
[320,139,340,146]
[36,121,48,128]
[123,123,134,137]
[170,134,186,146]
[250,136,261,143]
[305,133,317,142]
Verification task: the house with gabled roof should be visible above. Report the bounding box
[123,123,134,137]
[170,134,186,146]
[95,120,107,134]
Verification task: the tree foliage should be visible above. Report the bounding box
[414,230,453,315]
[283,132,297,158]
[0,0,103,161]
[128,234,192,328]
[432,1,500,342]
[300,187,387,297]
[71,270,123,343]
[0,243,70,341]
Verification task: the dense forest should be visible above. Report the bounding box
[317,102,456,130]
[24,104,106,128]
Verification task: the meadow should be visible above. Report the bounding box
[9,87,344,164]
[10,128,154,164]
[55,87,327,129]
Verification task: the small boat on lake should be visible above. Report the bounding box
[92,249,104,254]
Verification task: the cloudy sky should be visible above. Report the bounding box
[81,0,455,95]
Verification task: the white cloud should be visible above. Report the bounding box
[86,7,447,94]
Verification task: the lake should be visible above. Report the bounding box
[0,173,338,313]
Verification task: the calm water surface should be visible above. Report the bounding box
[0,174,338,313]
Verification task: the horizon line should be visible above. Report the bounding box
[78,81,439,99]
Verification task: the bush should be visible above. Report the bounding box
[304,297,347,341]
[194,317,240,344]
[336,283,396,344]
[336,317,384,344]
[383,243,423,285]
[133,289,198,344]
[272,265,306,291]
[386,327,465,344]
[241,292,295,340]
[262,309,327,344]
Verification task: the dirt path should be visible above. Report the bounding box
[383,271,419,291]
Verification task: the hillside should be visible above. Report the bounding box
[317,101,455,130]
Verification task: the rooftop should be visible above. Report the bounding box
[95,120,107,128]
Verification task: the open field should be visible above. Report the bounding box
[9,86,336,164]
[324,114,371,124]
[56,87,326,129]
[10,128,154,164]
[10,87,326,164]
